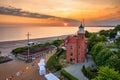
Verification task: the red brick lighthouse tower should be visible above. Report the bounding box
[65,23,86,63]
[77,23,86,62]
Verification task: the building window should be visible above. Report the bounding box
[71,53,73,56]
[70,46,72,49]
[70,58,72,62]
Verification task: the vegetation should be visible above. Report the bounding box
[90,42,120,72]
[51,39,63,47]
[95,48,114,66]
[92,66,120,80]
[85,30,92,38]
[99,25,120,38]
[88,34,107,51]
[90,42,106,60]
[61,69,78,80]
[12,39,63,55]
[46,48,64,72]
[12,47,28,55]
[85,25,120,79]
[82,66,96,79]
[115,37,120,48]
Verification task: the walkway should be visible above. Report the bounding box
[64,55,96,80]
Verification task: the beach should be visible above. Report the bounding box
[0,36,65,80]
[0,35,66,56]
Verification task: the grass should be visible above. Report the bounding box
[61,69,78,80]
[46,48,64,72]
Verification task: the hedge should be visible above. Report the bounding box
[61,69,78,80]
[82,66,96,79]
[46,48,63,72]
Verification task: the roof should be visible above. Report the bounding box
[38,59,45,67]
[20,46,54,56]
[45,73,60,80]
[79,23,84,28]
[66,36,77,44]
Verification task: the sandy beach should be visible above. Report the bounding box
[0,35,66,80]
[0,35,66,56]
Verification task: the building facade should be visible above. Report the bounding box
[65,24,87,63]
[17,45,57,61]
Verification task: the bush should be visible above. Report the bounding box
[12,39,63,55]
[55,48,64,57]
[61,69,78,80]
[46,49,63,72]
[51,40,63,47]
[82,66,96,79]
[11,47,28,55]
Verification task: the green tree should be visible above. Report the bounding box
[88,34,100,51]
[115,37,120,48]
[99,30,109,37]
[92,66,120,80]
[90,42,106,60]
[116,48,120,58]
[99,35,107,42]
[114,25,120,31]
[106,54,120,72]
[95,48,114,66]
[88,34,107,51]
[85,30,92,38]
[51,40,63,47]
[109,30,116,39]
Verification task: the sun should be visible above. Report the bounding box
[64,23,68,26]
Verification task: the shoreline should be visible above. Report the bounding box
[0,35,67,43]
[0,35,67,56]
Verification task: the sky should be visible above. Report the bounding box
[0,0,120,26]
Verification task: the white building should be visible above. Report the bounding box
[38,59,46,75]
[116,31,120,38]
[45,73,60,80]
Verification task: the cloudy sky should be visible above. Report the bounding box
[0,0,120,26]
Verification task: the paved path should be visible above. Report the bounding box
[64,55,96,80]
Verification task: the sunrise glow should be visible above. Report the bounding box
[0,0,119,26]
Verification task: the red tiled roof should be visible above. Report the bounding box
[20,46,52,56]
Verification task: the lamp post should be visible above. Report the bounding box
[26,32,30,62]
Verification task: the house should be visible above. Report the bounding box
[115,30,120,39]
[65,23,87,63]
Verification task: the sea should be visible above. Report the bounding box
[0,25,114,42]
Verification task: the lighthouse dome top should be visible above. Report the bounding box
[78,23,85,34]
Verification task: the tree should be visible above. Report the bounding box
[99,35,107,42]
[106,54,120,72]
[92,66,120,80]
[116,48,120,58]
[115,37,120,48]
[85,30,92,38]
[99,30,109,37]
[90,42,106,60]
[114,25,120,31]
[88,34,101,51]
[88,34,107,51]
[95,48,114,66]
[109,29,116,39]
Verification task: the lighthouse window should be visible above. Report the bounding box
[70,58,72,62]
[71,53,73,56]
